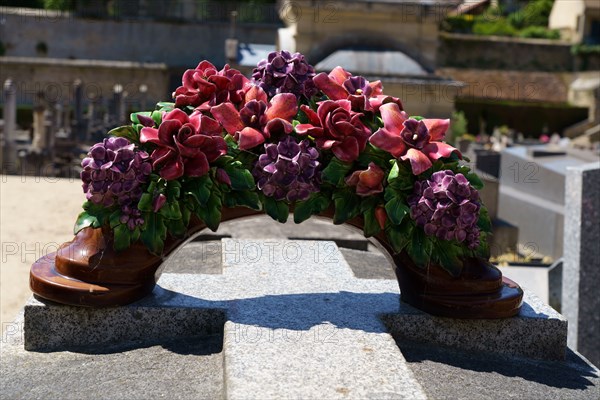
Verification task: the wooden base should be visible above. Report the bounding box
[30,206,523,318]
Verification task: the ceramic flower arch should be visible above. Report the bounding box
[30,51,523,318]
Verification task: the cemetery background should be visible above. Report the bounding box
[1,0,600,398]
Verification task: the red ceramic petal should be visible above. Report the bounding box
[360,163,385,188]
[198,115,223,136]
[313,73,348,100]
[369,80,384,97]
[266,93,298,121]
[140,127,160,144]
[329,66,352,84]
[345,170,361,187]
[151,146,175,167]
[159,156,184,180]
[210,103,244,135]
[187,113,202,132]
[422,142,462,160]
[183,152,209,177]
[265,118,293,137]
[315,138,337,150]
[332,136,359,163]
[369,128,407,158]
[245,85,268,104]
[158,119,182,145]
[164,108,189,125]
[375,207,387,229]
[295,124,323,137]
[203,137,228,162]
[379,103,407,133]
[237,127,266,150]
[423,119,450,141]
[400,148,433,175]
[197,60,217,72]
[300,105,321,126]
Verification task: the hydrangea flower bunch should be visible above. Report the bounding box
[75,50,491,274]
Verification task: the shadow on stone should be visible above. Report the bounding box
[396,339,599,393]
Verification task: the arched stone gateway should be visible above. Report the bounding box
[30,206,523,319]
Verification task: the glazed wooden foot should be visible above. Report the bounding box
[30,207,523,318]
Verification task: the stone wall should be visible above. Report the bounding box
[0,7,279,68]
[438,33,600,72]
[0,57,169,108]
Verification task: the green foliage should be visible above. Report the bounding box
[518,26,560,39]
[43,0,75,10]
[445,0,559,40]
[441,15,475,34]
[473,18,517,37]
[507,0,554,29]
[448,111,468,145]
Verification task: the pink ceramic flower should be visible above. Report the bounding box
[369,103,461,175]
[140,109,227,180]
[295,99,370,163]
[173,61,249,110]
[313,66,403,112]
[345,162,385,196]
[210,91,297,150]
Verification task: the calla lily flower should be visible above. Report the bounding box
[140,109,227,180]
[345,162,385,196]
[211,92,297,150]
[369,103,461,175]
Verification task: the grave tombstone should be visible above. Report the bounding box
[562,162,600,367]
[72,80,85,141]
[2,79,18,172]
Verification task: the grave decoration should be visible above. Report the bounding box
[30,51,523,318]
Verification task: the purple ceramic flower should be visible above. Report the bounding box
[81,137,152,210]
[252,51,318,99]
[408,170,481,249]
[253,136,321,202]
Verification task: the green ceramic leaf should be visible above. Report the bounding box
[385,197,409,226]
[406,227,433,266]
[322,157,353,187]
[156,102,174,112]
[225,162,255,191]
[332,189,361,224]
[166,217,187,238]
[196,189,222,231]
[138,193,153,212]
[264,196,289,223]
[293,193,331,224]
[160,200,182,220]
[166,180,181,200]
[109,210,122,229]
[185,176,212,207]
[477,206,492,233]
[434,240,464,277]
[73,211,98,235]
[385,221,413,254]
[227,190,262,210]
[107,125,138,142]
[113,224,132,252]
[465,172,484,190]
[130,112,151,124]
[362,208,381,237]
[140,213,167,254]
[151,110,163,126]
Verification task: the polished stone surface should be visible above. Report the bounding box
[563,162,600,367]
